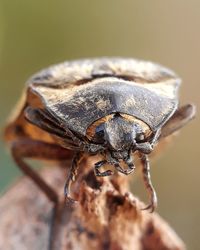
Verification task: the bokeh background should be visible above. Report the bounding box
[0,1,199,249]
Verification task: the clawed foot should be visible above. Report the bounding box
[94,169,113,177]
[64,179,77,205]
[114,164,135,175]
[65,194,78,205]
[141,197,157,213]
[116,168,134,175]
[94,160,114,177]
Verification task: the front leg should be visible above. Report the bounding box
[140,153,157,212]
[11,139,71,250]
[114,163,135,175]
[64,151,84,202]
[94,160,113,177]
[11,139,71,203]
[114,155,135,175]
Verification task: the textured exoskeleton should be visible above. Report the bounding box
[4,57,195,226]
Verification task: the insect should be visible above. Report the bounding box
[4,58,195,214]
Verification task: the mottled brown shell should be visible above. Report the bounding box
[4,58,181,143]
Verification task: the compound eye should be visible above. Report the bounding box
[96,124,105,137]
[136,133,145,142]
[94,124,105,143]
[86,116,114,142]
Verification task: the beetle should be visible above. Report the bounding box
[4,58,195,214]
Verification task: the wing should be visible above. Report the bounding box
[160,104,196,138]
[3,86,79,149]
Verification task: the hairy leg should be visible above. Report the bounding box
[114,164,135,175]
[64,151,84,202]
[140,153,157,213]
[11,139,71,250]
[94,160,113,177]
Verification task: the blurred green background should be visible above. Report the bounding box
[0,1,199,249]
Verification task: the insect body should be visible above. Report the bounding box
[4,58,195,213]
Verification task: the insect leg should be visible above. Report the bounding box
[94,160,113,177]
[160,104,196,138]
[64,152,84,202]
[114,164,134,175]
[140,153,157,212]
[114,158,135,175]
[48,203,58,250]
[11,139,71,250]
[11,139,70,202]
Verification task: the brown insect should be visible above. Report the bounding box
[4,58,195,217]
